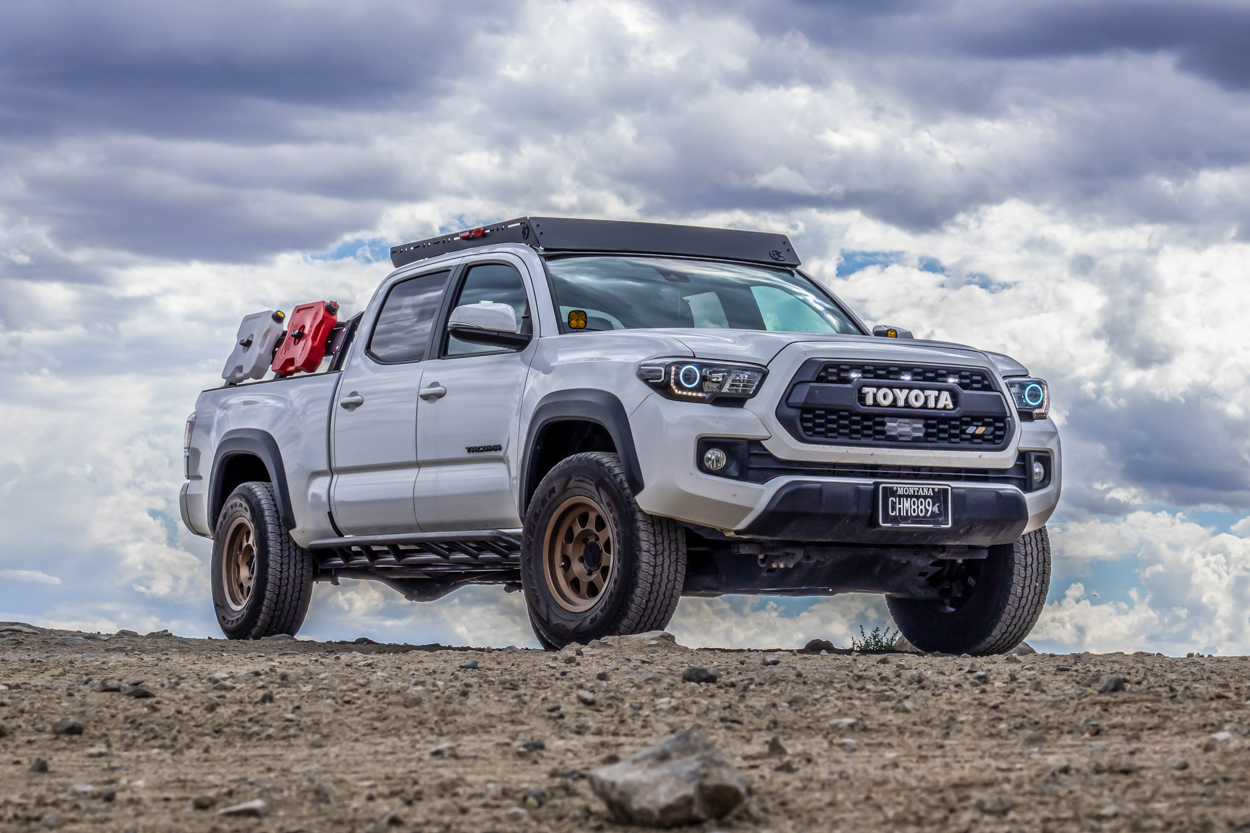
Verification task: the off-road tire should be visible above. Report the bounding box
[887,527,1051,656]
[211,481,315,640]
[521,452,686,650]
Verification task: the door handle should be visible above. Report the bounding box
[339,392,365,410]
[419,383,447,401]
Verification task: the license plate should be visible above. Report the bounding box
[878,483,952,528]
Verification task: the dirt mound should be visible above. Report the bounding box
[1,626,1247,830]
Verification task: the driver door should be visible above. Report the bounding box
[413,257,536,531]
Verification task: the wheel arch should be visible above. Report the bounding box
[520,390,644,515]
[208,429,297,533]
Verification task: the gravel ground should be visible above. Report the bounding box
[2,623,1249,832]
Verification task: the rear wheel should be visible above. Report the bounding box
[888,527,1050,655]
[211,481,314,639]
[521,452,686,650]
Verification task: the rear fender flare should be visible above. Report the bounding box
[520,390,644,515]
[208,429,297,532]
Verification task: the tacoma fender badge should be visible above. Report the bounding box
[466,444,503,454]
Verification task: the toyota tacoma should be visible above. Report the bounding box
[180,217,1060,654]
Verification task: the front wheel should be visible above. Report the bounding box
[888,527,1051,655]
[521,452,686,650]
[211,481,315,639]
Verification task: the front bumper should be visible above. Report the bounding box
[630,392,1061,544]
[738,481,1027,545]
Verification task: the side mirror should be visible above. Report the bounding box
[872,325,913,339]
[448,302,530,349]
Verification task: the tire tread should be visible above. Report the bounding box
[973,527,1051,655]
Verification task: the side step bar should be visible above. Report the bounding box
[307,530,523,602]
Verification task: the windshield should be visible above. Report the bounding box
[545,256,861,334]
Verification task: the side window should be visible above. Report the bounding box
[368,270,451,363]
[445,263,531,356]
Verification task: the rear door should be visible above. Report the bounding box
[413,256,536,531]
[330,266,453,535]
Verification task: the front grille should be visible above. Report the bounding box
[799,409,1009,448]
[815,363,996,391]
[745,442,1029,488]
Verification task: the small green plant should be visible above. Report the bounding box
[851,625,898,653]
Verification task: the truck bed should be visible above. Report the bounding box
[184,372,341,546]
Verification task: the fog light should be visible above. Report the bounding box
[703,448,727,471]
[1033,461,1045,483]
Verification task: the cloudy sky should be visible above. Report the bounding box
[2,0,1248,654]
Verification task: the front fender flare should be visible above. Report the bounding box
[520,389,644,515]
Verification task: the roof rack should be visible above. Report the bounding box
[389,217,801,269]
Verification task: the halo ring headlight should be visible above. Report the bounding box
[637,359,768,404]
[1006,377,1050,418]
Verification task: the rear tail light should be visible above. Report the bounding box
[183,413,196,479]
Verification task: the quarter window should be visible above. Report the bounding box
[368,270,450,363]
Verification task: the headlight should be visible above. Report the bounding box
[637,359,767,404]
[1006,378,1049,419]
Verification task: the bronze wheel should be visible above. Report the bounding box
[222,517,256,611]
[543,496,615,613]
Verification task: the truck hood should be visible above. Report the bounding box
[981,350,1030,377]
[572,328,1030,376]
[665,329,1016,370]
[669,330,863,364]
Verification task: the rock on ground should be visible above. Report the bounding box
[588,730,746,827]
[51,719,84,736]
[218,798,267,817]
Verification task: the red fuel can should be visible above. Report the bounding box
[272,300,340,376]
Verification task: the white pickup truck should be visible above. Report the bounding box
[181,217,1061,654]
